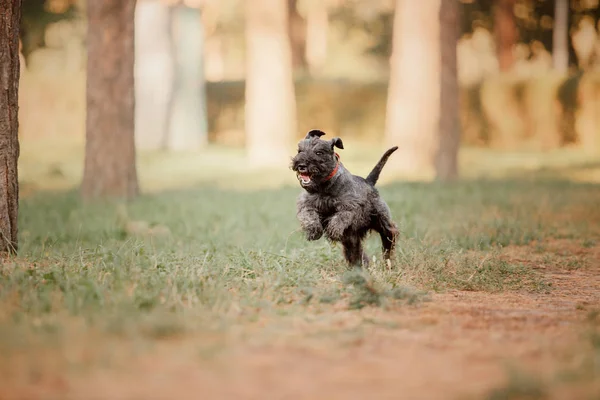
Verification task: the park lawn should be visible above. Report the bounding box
[1,177,600,399]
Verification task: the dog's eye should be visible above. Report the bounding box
[315,151,323,156]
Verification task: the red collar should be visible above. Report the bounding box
[324,153,340,181]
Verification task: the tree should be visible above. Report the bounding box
[245,0,297,166]
[385,0,440,176]
[288,0,307,70]
[494,0,517,72]
[436,0,461,181]
[82,0,139,200]
[166,2,208,150]
[134,0,207,151]
[0,0,22,255]
[134,0,174,150]
[305,0,328,74]
[552,0,569,73]
[385,0,460,179]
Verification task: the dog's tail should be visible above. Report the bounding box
[365,146,398,186]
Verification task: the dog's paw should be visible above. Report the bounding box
[325,220,345,241]
[304,224,323,241]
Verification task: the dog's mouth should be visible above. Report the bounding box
[297,172,311,185]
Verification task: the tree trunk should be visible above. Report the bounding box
[166,4,208,151]
[305,0,328,74]
[553,0,569,73]
[494,0,517,72]
[134,0,174,151]
[436,0,461,181]
[245,0,297,166]
[288,0,307,71]
[0,0,22,255]
[82,0,139,200]
[385,0,440,177]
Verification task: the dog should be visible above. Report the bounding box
[291,129,399,267]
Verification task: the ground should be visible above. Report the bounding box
[1,142,600,400]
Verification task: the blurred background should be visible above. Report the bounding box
[17,0,600,194]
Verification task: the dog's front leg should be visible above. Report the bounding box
[297,206,324,241]
[326,211,354,241]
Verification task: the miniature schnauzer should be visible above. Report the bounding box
[291,129,399,267]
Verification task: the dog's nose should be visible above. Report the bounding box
[297,164,308,173]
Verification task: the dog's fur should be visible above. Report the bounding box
[290,129,399,267]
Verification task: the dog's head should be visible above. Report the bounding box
[291,129,344,190]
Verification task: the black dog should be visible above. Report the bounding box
[291,129,399,267]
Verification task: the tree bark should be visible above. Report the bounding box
[552,0,569,73]
[551,0,570,73]
[494,0,517,72]
[0,0,21,255]
[166,4,208,151]
[436,0,461,181]
[288,0,307,70]
[82,0,139,200]
[134,0,174,150]
[245,0,297,166]
[385,0,440,176]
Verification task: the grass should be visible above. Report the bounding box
[3,179,599,332]
[2,164,600,397]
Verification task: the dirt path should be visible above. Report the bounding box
[3,242,600,400]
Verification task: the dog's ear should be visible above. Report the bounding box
[331,137,344,150]
[305,129,326,140]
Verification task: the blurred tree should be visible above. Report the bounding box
[20,0,76,60]
[288,0,307,70]
[245,0,296,165]
[201,0,224,81]
[494,0,517,72]
[437,0,461,181]
[0,0,22,254]
[166,2,208,150]
[134,0,174,150]
[553,0,569,73]
[135,0,207,151]
[571,14,597,69]
[82,0,139,200]
[459,0,493,36]
[385,0,440,176]
[518,1,552,48]
[305,0,329,73]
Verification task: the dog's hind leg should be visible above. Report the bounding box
[373,200,398,262]
[378,222,398,262]
[342,236,369,268]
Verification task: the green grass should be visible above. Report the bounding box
[2,179,600,346]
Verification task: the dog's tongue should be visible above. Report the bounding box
[300,173,311,183]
